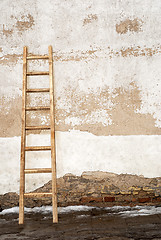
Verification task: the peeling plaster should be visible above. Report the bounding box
[1,45,161,66]
[15,14,35,31]
[109,45,161,58]
[83,14,98,25]
[116,18,143,34]
[0,53,22,65]
[0,0,161,192]
[1,83,161,137]
[2,25,13,37]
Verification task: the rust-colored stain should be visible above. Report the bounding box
[16,14,35,31]
[116,18,143,34]
[83,14,98,25]
[1,83,161,137]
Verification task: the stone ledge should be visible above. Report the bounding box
[139,197,151,203]
[1,171,161,210]
[80,197,103,203]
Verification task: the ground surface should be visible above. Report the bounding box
[0,205,161,240]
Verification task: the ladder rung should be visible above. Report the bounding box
[26,106,50,111]
[25,168,52,174]
[26,88,50,93]
[25,146,51,151]
[27,71,49,76]
[25,125,51,130]
[24,192,52,198]
[27,55,49,60]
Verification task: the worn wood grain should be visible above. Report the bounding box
[49,45,58,223]
[27,71,49,75]
[24,168,52,174]
[26,88,50,92]
[27,55,49,60]
[25,125,50,130]
[25,146,51,151]
[19,46,27,224]
[26,106,50,111]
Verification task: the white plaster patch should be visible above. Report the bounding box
[86,109,112,126]
[65,110,112,127]
[65,116,82,127]
[0,136,20,194]
[0,131,161,194]
[40,115,50,125]
[133,55,161,128]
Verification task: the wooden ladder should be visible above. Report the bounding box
[19,46,58,224]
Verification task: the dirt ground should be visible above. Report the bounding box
[0,206,161,240]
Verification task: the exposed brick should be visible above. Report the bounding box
[124,195,132,202]
[132,197,137,202]
[104,196,115,202]
[115,194,128,202]
[80,197,103,203]
[152,197,161,203]
[125,200,130,203]
[138,197,151,203]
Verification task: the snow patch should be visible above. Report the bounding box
[105,206,131,211]
[59,205,95,213]
[119,206,161,217]
[1,205,161,218]
[0,205,95,215]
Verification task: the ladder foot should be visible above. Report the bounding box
[53,217,58,223]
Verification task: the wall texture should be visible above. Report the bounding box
[0,0,161,194]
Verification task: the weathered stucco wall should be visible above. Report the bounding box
[0,0,161,194]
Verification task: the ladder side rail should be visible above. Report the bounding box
[49,45,58,223]
[19,46,27,224]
